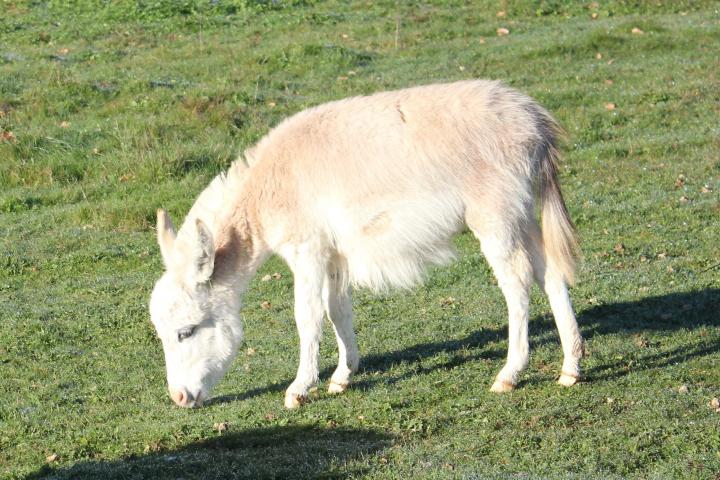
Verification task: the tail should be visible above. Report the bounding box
[537,120,579,285]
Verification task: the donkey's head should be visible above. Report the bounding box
[149,209,243,407]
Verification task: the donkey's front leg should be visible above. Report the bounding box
[285,261,325,409]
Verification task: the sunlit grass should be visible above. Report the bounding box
[1,1,719,478]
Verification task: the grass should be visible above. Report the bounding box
[1,0,719,478]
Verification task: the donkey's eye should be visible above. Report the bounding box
[176,325,196,343]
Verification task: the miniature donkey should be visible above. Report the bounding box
[149,80,584,409]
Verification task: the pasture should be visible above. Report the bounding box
[1,1,719,478]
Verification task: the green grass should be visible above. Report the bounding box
[1,1,719,478]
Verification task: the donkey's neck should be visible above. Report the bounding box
[211,189,270,295]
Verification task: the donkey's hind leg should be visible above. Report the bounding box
[526,223,584,386]
[468,214,535,392]
[322,260,359,394]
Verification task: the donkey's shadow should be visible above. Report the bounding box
[212,288,719,404]
[573,288,719,382]
[356,287,719,389]
[26,425,392,480]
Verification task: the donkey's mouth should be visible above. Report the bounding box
[170,387,205,408]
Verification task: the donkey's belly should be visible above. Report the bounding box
[331,193,465,291]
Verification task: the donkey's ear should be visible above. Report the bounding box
[187,218,215,285]
[157,209,177,269]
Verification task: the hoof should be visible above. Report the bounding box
[558,372,580,387]
[490,379,515,393]
[328,381,348,394]
[284,392,307,409]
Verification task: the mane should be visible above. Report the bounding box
[176,157,248,245]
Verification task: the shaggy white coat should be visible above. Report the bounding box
[149,80,584,408]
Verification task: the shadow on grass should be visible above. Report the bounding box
[355,288,719,389]
[210,326,508,406]
[578,288,720,382]
[212,288,719,404]
[25,425,391,480]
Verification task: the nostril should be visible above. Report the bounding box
[170,388,189,406]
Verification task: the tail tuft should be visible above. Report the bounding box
[538,125,579,285]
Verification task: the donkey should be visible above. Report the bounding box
[149,80,584,409]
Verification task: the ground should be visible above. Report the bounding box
[1,1,719,478]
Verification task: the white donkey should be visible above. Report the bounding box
[149,80,584,409]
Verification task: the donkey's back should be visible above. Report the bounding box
[246,80,571,291]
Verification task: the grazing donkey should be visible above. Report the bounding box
[149,80,584,409]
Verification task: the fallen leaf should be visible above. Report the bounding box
[46,454,59,463]
[606,397,614,404]
[337,76,349,81]
[605,102,616,110]
[1,131,16,143]
[458,65,465,71]
[675,174,686,188]
[591,12,599,19]
[678,384,689,394]
[595,52,602,60]
[144,442,162,453]
[271,272,282,279]
[265,412,276,421]
[341,33,349,39]
[710,398,720,411]
[57,47,70,55]
[213,421,229,433]
[604,79,614,85]
[614,243,625,254]
[261,301,272,309]
[679,195,689,204]
[496,27,510,36]
[261,274,272,281]
[656,252,667,259]
[631,27,644,35]
[479,37,486,44]
[267,101,276,107]
[347,70,356,76]
[440,296,456,306]
[496,10,506,17]
[633,335,648,348]
[59,121,70,128]
[701,184,712,193]
[246,347,256,356]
